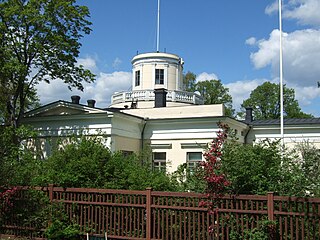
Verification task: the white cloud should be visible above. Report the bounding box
[284,0,320,27]
[226,79,266,112]
[92,71,132,106]
[249,29,320,87]
[36,71,132,108]
[77,56,97,72]
[112,57,122,69]
[289,84,320,106]
[265,1,278,15]
[266,0,320,27]
[245,37,257,46]
[196,72,219,82]
[249,29,281,69]
[36,80,73,104]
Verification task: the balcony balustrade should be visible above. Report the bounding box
[111,89,204,105]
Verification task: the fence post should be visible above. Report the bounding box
[267,192,274,221]
[146,187,152,240]
[48,184,54,203]
[48,184,54,226]
[267,192,275,239]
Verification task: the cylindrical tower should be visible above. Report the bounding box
[131,52,184,91]
[110,52,203,109]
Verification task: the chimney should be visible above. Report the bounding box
[154,88,167,108]
[71,95,80,104]
[87,99,96,108]
[245,107,253,123]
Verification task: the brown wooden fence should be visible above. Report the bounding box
[1,185,320,239]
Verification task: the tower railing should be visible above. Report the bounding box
[111,89,204,105]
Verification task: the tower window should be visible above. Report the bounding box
[155,69,164,84]
[135,70,140,86]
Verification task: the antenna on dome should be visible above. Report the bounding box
[156,0,160,52]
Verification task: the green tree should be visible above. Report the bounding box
[183,72,234,116]
[240,82,313,120]
[183,71,196,92]
[0,0,95,127]
[195,80,234,117]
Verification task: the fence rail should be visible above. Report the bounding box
[1,185,320,239]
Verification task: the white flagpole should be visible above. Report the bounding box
[279,0,284,147]
[156,0,160,52]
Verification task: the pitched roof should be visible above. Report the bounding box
[24,100,108,118]
[248,118,320,126]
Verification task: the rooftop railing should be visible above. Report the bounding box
[111,89,204,105]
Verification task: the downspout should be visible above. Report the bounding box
[244,107,253,144]
[141,117,149,151]
[244,125,252,144]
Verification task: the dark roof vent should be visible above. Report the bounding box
[154,88,167,108]
[131,99,138,109]
[71,95,80,104]
[87,99,96,108]
[245,107,253,123]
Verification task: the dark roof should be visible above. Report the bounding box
[103,107,127,112]
[24,100,107,117]
[245,118,320,126]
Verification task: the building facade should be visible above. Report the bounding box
[23,51,320,172]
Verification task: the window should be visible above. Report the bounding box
[135,70,140,86]
[153,152,166,172]
[121,150,134,157]
[155,69,164,84]
[187,152,203,173]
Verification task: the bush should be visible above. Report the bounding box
[295,141,320,196]
[0,125,40,186]
[221,139,307,196]
[33,136,112,188]
[45,203,81,240]
[31,136,178,191]
[103,151,177,191]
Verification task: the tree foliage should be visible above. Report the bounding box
[0,125,40,186]
[221,137,320,197]
[240,82,313,120]
[182,71,196,92]
[30,136,177,191]
[296,142,320,196]
[0,0,95,127]
[183,72,234,117]
[198,122,231,235]
[195,80,234,116]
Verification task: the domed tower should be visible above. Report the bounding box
[110,52,203,108]
[132,52,183,92]
[109,0,203,109]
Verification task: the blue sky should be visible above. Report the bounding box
[36,0,320,117]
